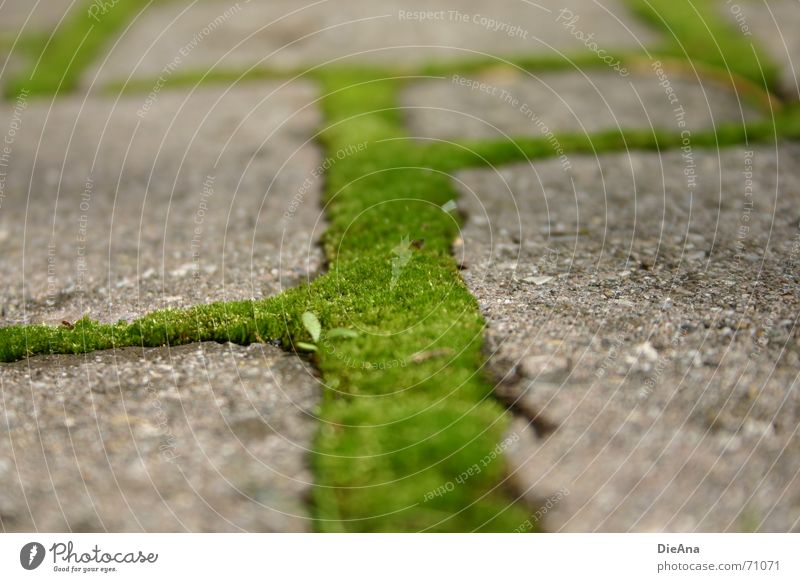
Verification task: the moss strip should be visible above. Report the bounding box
[305,73,533,530]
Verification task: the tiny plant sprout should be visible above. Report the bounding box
[441,200,458,214]
[302,311,321,342]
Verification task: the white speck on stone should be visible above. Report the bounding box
[635,341,659,362]
[686,251,706,261]
[170,263,195,278]
[523,275,553,286]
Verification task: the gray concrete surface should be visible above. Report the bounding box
[403,68,762,140]
[0,82,324,327]
[0,341,320,531]
[454,144,800,531]
[87,0,659,84]
[0,0,76,35]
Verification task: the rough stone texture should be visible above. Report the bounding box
[0,342,320,531]
[0,82,324,326]
[403,68,762,140]
[0,0,75,34]
[88,0,659,84]
[721,0,800,100]
[454,144,800,531]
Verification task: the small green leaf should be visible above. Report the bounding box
[295,342,318,352]
[302,311,321,342]
[326,328,359,339]
[441,199,458,213]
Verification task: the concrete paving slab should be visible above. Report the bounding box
[454,144,800,531]
[0,81,324,326]
[403,68,762,140]
[0,341,320,531]
[0,0,76,35]
[87,0,659,83]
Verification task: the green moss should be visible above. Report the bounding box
[287,73,529,530]
[0,298,279,362]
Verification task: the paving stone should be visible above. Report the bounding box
[0,81,324,326]
[88,0,659,84]
[0,0,75,35]
[454,144,800,531]
[0,341,320,531]
[403,68,762,140]
[720,0,800,100]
